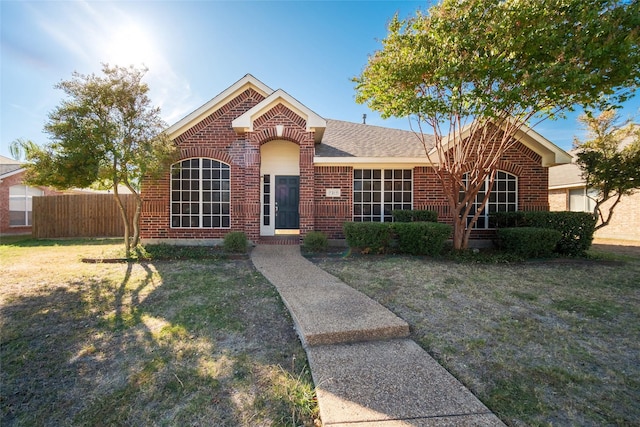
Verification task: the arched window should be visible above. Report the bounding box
[9,184,43,226]
[461,170,517,229]
[170,158,230,228]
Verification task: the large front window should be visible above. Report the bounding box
[9,184,43,226]
[171,158,230,228]
[353,169,412,222]
[462,170,518,229]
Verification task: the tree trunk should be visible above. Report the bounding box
[452,217,467,250]
[113,185,131,258]
[594,193,623,231]
[123,181,143,248]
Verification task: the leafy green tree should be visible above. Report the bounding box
[11,64,177,256]
[574,110,640,230]
[354,0,639,249]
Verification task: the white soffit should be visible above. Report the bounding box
[232,89,327,142]
[514,125,572,167]
[166,74,274,139]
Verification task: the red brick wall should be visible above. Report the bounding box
[0,170,62,235]
[141,89,551,243]
[250,104,316,238]
[141,88,266,241]
[312,140,548,240]
[140,91,319,242]
[313,166,352,238]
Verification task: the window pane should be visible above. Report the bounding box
[171,158,230,228]
[463,171,517,229]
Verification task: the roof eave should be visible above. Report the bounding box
[232,89,327,142]
[427,119,572,167]
[166,74,274,140]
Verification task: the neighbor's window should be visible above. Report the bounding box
[353,169,412,222]
[569,188,598,213]
[170,158,230,228]
[9,184,43,226]
[461,170,518,229]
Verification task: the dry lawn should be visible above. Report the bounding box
[1,237,317,426]
[310,247,640,426]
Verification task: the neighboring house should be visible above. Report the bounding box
[549,150,640,243]
[0,155,63,235]
[140,74,571,244]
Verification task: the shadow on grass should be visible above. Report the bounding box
[1,257,313,426]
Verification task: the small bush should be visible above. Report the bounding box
[343,222,393,254]
[223,231,248,253]
[492,211,596,256]
[392,222,452,256]
[496,227,562,258]
[392,209,438,223]
[303,231,328,252]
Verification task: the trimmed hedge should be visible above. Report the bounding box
[392,222,452,255]
[392,209,438,223]
[496,227,562,258]
[343,222,393,253]
[492,211,596,256]
[303,231,328,252]
[343,221,452,256]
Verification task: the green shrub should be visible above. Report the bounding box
[303,231,328,252]
[392,209,438,223]
[492,211,596,256]
[223,231,248,253]
[392,222,452,256]
[343,222,393,253]
[496,227,562,258]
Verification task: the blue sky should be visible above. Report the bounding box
[1,0,638,159]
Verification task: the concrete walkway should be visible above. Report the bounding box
[251,245,505,426]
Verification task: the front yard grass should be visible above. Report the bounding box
[309,249,640,426]
[1,237,318,426]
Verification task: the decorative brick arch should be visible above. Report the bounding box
[178,147,233,165]
[495,160,523,177]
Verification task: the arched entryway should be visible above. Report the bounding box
[260,140,300,237]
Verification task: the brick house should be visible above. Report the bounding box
[0,155,63,235]
[140,74,571,244]
[549,149,640,243]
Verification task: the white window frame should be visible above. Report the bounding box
[9,184,43,227]
[569,187,598,213]
[462,170,518,229]
[353,169,413,222]
[170,158,231,229]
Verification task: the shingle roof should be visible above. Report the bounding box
[549,162,584,188]
[549,128,638,188]
[316,119,432,158]
[0,155,23,177]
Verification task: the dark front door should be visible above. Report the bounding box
[275,176,299,229]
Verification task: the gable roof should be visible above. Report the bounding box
[549,162,584,189]
[165,74,570,167]
[549,125,638,188]
[232,89,326,142]
[0,155,24,178]
[166,74,274,139]
[434,119,572,167]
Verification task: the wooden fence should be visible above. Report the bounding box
[32,194,136,238]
